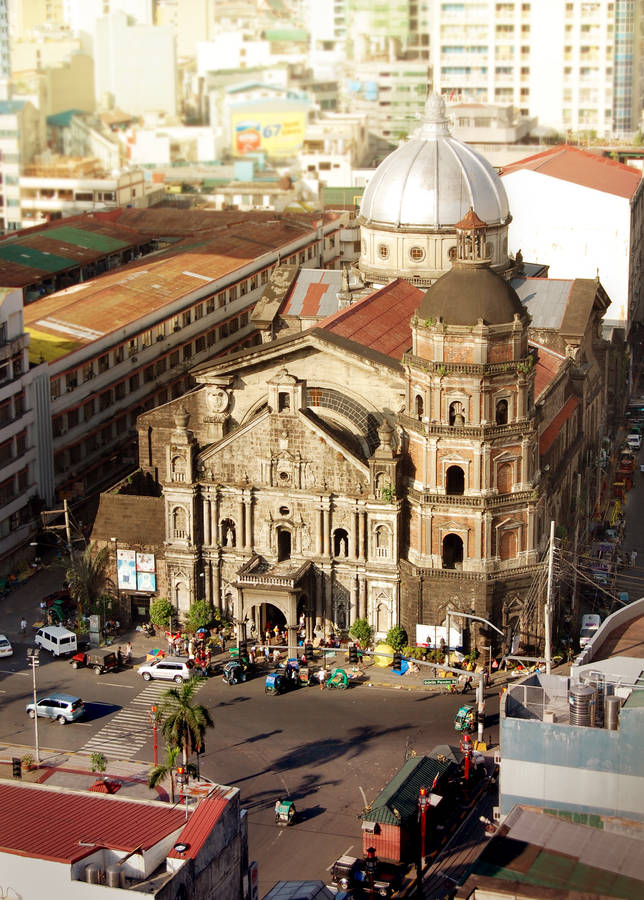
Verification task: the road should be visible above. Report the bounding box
[0,564,500,895]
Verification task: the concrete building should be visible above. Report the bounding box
[154,0,215,59]
[0,780,246,900]
[428,0,644,139]
[501,144,644,333]
[0,98,46,232]
[500,596,644,824]
[8,0,65,39]
[11,30,84,72]
[94,11,177,118]
[299,112,370,192]
[447,101,537,145]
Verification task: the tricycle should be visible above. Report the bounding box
[265,666,299,694]
[70,648,119,674]
[326,667,349,690]
[222,660,247,685]
[274,798,296,826]
[454,703,478,733]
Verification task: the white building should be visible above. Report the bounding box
[0,286,46,562]
[428,0,643,139]
[501,144,644,331]
[126,125,220,167]
[0,99,45,232]
[299,112,370,191]
[94,11,177,117]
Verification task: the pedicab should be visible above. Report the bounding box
[222,660,246,685]
[274,798,297,826]
[326,667,349,690]
[265,664,299,695]
[454,703,478,734]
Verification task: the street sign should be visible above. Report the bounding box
[423,678,459,686]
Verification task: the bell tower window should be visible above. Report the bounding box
[415,394,424,420]
[278,392,290,412]
[449,401,465,426]
[446,465,465,495]
[496,399,508,425]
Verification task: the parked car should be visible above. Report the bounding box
[0,634,13,657]
[70,648,119,674]
[26,693,85,724]
[138,656,194,683]
[626,432,642,450]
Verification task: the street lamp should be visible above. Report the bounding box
[364,847,377,900]
[26,648,40,764]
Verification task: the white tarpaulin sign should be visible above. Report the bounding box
[416,623,463,649]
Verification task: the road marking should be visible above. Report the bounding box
[98,683,136,689]
[358,786,368,808]
[0,668,28,676]
[327,845,353,871]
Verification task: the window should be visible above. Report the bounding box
[228,285,237,302]
[195,336,206,353]
[67,408,79,428]
[206,296,215,314]
[128,339,138,357]
[129,374,139,392]
[65,372,78,391]
[144,365,155,383]
[182,344,192,361]
[83,362,95,381]
[217,293,226,309]
[141,329,152,348]
[114,382,125,401]
[207,329,216,347]
[13,392,24,418]
[157,357,167,375]
[239,280,248,296]
[194,303,203,320]
[15,430,26,455]
[98,354,109,374]
[0,439,12,464]
[50,379,61,400]
[115,415,127,434]
[182,311,191,328]
[84,399,95,421]
[261,268,269,283]
[409,246,425,261]
[378,244,389,259]
[114,345,124,363]
[169,351,180,367]
[99,389,112,411]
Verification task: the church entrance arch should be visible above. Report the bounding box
[442,533,464,569]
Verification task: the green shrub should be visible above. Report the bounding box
[186,599,214,633]
[349,617,372,648]
[386,625,408,651]
[149,597,174,629]
[402,644,425,660]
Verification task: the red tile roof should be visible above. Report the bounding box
[168,791,229,860]
[0,782,185,864]
[540,395,579,455]
[532,342,565,398]
[501,145,642,199]
[319,278,423,360]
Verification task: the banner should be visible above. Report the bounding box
[117,549,136,591]
[136,552,155,573]
[415,623,463,649]
[230,102,308,158]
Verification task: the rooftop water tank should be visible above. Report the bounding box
[569,683,596,727]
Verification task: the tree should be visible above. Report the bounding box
[349,617,373,648]
[186,598,214,634]
[65,543,113,618]
[148,744,179,804]
[386,625,408,652]
[149,597,174,630]
[159,679,214,768]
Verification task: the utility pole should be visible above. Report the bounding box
[545,520,555,675]
[571,473,582,621]
[27,649,40,763]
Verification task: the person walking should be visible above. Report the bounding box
[125,641,133,665]
[116,646,123,667]
[318,666,326,690]
[19,617,27,635]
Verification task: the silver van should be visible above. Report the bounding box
[34,625,78,657]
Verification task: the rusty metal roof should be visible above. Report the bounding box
[167,792,229,860]
[0,782,186,863]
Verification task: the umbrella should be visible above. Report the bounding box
[146,648,165,662]
[196,627,208,634]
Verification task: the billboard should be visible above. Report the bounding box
[117,549,136,591]
[230,101,308,158]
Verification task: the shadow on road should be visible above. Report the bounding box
[215,695,251,707]
[295,803,324,824]
[82,701,121,721]
[230,729,282,747]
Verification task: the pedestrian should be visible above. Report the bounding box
[167,634,174,656]
[264,644,270,664]
[631,550,638,567]
[273,648,280,665]
[20,617,27,635]
[318,666,326,690]
[116,646,123,667]
[125,641,132,665]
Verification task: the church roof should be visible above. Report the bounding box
[501,144,642,200]
[318,278,423,360]
[359,94,509,230]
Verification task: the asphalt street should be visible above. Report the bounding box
[0,563,501,896]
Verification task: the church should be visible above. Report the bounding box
[92,96,618,656]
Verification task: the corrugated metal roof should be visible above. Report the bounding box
[320,278,423,361]
[0,243,75,273]
[0,782,185,863]
[45,225,129,253]
[283,269,343,318]
[167,793,228,860]
[540,395,579,455]
[501,144,642,200]
[362,755,452,826]
[513,277,573,330]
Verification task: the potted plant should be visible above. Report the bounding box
[90,751,108,776]
[21,753,34,771]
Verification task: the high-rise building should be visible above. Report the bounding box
[429,0,644,138]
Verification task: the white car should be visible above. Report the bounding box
[138,656,194,683]
[0,634,13,657]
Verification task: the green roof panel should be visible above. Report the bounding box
[44,226,129,253]
[0,243,73,273]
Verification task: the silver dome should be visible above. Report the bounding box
[359,94,510,229]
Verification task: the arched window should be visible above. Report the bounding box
[449,400,465,426]
[415,394,424,420]
[374,524,391,558]
[277,528,291,561]
[171,454,185,481]
[499,530,517,560]
[496,398,508,425]
[442,533,464,569]
[497,462,513,494]
[175,582,189,611]
[172,507,187,539]
[446,465,465,495]
[221,518,236,547]
[333,528,349,558]
[278,391,290,412]
[376,603,390,633]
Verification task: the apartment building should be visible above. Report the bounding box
[342,59,430,141]
[429,0,644,138]
[0,99,45,231]
[22,208,346,503]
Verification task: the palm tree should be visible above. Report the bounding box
[148,744,180,803]
[65,542,113,617]
[159,679,214,768]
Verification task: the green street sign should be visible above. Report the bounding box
[423,678,459,686]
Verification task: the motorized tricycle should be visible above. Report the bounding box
[326,667,349,690]
[454,703,478,733]
[265,665,299,695]
[274,798,296,826]
[70,648,119,674]
[222,660,247,685]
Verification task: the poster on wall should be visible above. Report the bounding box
[230,101,308,158]
[117,549,137,590]
[137,571,157,592]
[415,623,463,649]
[136,552,155,573]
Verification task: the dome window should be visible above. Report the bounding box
[377,244,389,260]
[409,246,425,262]
[448,246,457,260]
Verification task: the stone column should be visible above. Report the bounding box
[215,493,222,544]
[238,497,246,549]
[474,515,482,564]
[484,511,493,561]
[428,438,438,490]
[203,498,211,546]
[204,560,212,606]
[360,577,368,621]
[358,510,366,560]
[323,502,331,557]
[527,504,535,553]
[520,437,529,486]
[317,502,324,555]
[351,575,359,624]
[481,443,491,492]
[352,507,359,559]
[244,492,252,550]
[473,444,481,492]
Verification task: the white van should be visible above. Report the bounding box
[579,614,601,650]
[34,625,78,657]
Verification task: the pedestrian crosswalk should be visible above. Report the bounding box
[82,681,201,760]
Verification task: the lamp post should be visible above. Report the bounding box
[150,704,158,766]
[26,648,40,764]
[364,846,377,900]
[416,785,429,898]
